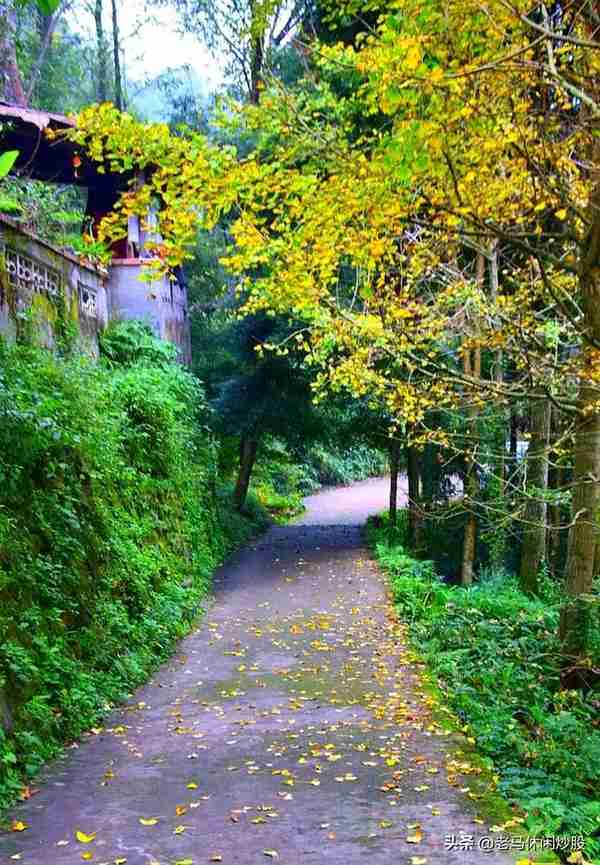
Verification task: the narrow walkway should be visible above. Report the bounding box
[1,478,513,865]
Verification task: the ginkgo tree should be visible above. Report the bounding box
[67,0,599,655]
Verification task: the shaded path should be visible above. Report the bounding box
[1,478,513,865]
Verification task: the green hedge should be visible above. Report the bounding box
[368,515,600,863]
[0,343,266,810]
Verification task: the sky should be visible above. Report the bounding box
[78,1,225,95]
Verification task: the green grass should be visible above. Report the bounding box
[367,513,600,863]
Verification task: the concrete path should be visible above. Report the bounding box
[1,478,514,865]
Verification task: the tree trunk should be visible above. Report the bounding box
[0,2,26,105]
[234,438,258,512]
[510,412,518,461]
[406,441,421,551]
[547,462,564,576]
[25,6,62,102]
[0,687,12,734]
[248,0,264,105]
[561,174,600,655]
[547,407,563,576]
[519,396,551,594]
[95,0,108,102]
[489,241,507,566]
[111,0,123,109]
[561,383,600,652]
[389,437,401,529]
[461,252,484,586]
[461,386,478,588]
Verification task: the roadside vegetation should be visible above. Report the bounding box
[369,513,600,861]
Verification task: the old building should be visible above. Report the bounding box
[0,102,191,363]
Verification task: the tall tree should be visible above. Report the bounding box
[520,397,551,594]
[154,0,308,102]
[94,0,107,102]
[561,159,600,652]
[0,2,27,105]
[111,0,123,109]
[0,0,64,106]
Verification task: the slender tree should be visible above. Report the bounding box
[111,0,123,109]
[94,0,108,102]
[461,253,485,586]
[520,397,551,594]
[388,436,401,528]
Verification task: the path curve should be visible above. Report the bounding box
[1,478,513,865]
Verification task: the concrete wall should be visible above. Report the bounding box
[109,260,192,365]
[0,215,108,356]
[0,219,192,364]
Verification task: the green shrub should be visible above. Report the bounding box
[368,515,600,862]
[0,342,265,810]
[302,443,388,489]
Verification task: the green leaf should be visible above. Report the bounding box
[35,0,62,13]
[18,0,61,13]
[16,0,61,13]
[0,151,19,180]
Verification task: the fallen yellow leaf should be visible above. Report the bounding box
[11,821,28,832]
[76,831,97,844]
[139,818,159,826]
[407,830,423,844]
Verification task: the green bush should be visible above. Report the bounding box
[0,342,265,811]
[368,515,600,862]
[301,443,388,489]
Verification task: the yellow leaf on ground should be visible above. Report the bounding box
[11,821,28,832]
[76,831,97,844]
[139,818,159,826]
[407,830,423,844]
